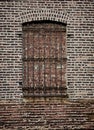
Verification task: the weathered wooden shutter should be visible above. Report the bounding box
[22,21,67,98]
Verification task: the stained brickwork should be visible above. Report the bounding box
[0,0,94,129]
[22,22,67,97]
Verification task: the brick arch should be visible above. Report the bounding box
[19,9,68,24]
[19,8,69,98]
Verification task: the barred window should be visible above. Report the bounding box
[22,21,67,98]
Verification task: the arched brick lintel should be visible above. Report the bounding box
[19,9,68,24]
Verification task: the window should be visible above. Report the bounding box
[22,21,67,98]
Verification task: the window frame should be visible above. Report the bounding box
[22,21,68,98]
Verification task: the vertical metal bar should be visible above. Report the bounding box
[25,32,28,92]
[27,31,29,89]
[30,31,34,93]
[49,31,52,96]
[55,31,57,95]
[60,32,63,96]
[23,31,26,95]
[38,31,40,95]
[43,30,46,95]
[32,32,35,95]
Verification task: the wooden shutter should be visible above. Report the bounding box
[22,21,68,98]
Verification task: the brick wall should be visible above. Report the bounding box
[0,0,94,129]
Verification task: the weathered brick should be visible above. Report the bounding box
[0,0,94,129]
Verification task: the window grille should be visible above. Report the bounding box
[22,21,67,98]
